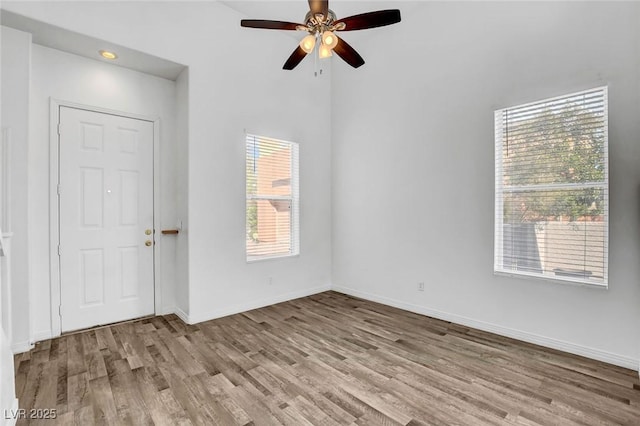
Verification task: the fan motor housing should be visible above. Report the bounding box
[304,9,337,28]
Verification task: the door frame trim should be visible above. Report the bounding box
[49,98,161,337]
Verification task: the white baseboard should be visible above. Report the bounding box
[2,398,20,426]
[183,284,332,325]
[174,306,190,324]
[32,330,52,344]
[332,285,639,371]
[158,306,175,316]
[11,340,33,354]
[10,330,53,354]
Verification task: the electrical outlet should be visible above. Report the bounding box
[417,282,425,291]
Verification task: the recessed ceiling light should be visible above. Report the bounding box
[99,50,117,60]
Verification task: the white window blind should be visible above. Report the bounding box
[246,134,299,262]
[494,87,608,286]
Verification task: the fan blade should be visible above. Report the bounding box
[283,46,308,70]
[308,0,329,16]
[333,37,365,68]
[241,20,301,30]
[335,9,401,31]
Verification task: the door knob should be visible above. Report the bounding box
[145,229,152,235]
[145,240,153,247]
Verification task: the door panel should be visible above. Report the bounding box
[59,106,154,332]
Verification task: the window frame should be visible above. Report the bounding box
[494,87,609,287]
[245,133,300,263]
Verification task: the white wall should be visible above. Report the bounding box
[182,12,333,324]
[0,239,17,424]
[1,25,31,355]
[174,67,189,318]
[332,1,640,368]
[0,242,17,425]
[0,25,23,424]
[25,44,178,343]
[2,1,333,326]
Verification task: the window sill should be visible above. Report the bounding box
[247,253,300,263]
[494,269,608,289]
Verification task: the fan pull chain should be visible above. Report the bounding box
[314,45,318,77]
[312,32,325,77]
[314,33,319,77]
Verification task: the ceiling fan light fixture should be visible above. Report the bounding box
[319,43,333,59]
[322,31,338,49]
[240,3,401,70]
[299,34,316,54]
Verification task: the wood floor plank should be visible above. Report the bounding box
[94,327,123,359]
[227,384,282,426]
[157,387,193,426]
[73,404,94,425]
[13,291,640,425]
[66,372,90,413]
[19,361,45,412]
[161,367,217,425]
[182,374,237,426]
[66,334,87,378]
[31,359,58,419]
[110,358,154,425]
[287,395,343,426]
[133,366,177,426]
[89,375,119,425]
[14,357,29,398]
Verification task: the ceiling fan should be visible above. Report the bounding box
[240,0,401,70]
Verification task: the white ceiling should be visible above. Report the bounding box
[0,9,186,81]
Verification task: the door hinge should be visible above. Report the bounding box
[57,184,61,195]
[57,124,63,135]
[58,305,62,317]
[57,245,62,256]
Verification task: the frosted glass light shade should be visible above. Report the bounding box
[322,31,338,49]
[319,43,333,58]
[299,35,316,54]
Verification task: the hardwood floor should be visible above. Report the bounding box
[13,291,640,425]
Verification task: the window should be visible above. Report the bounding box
[494,87,608,286]
[246,134,299,261]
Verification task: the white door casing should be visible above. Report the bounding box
[58,106,155,332]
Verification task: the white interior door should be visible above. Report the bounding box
[59,106,154,332]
